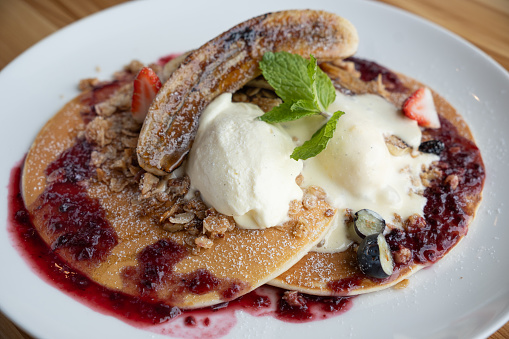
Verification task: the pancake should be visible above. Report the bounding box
[269,59,485,295]
[21,77,335,309]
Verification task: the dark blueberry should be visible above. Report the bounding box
[419,140,445,155]
[354,209,386,239]
[357,234,394,279]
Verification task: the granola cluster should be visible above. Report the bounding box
[136,172,235,254]
[231,77,282,112]
[81,60,238,251]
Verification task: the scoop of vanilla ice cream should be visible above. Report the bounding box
[315,93,423,205]
[187,93,303,229]
[318,118,392,201]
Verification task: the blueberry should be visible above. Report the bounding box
[419,140,445,155]
[354,209,386,239]
[357,233,394,279]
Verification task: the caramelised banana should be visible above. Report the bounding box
[137,10,358,175]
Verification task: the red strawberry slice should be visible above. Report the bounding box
[131,67,162,123]
[402,87,441,128]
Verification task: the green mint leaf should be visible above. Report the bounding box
[290,110,345,160]
[316,65,336,111]
[259,51,314,103]
[259,101,316,123]
[258,51,343,159]
[307,55,325,112]
[291,99,319,114]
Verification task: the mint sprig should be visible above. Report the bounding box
[259,52,344,160]
[290,110,344,160]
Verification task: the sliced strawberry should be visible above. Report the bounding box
[131,67,162,123]
[402,87,441,128]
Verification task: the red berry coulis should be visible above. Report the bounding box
[8,147,353,338]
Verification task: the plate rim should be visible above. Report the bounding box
[1,1,508,338]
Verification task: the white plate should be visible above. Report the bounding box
[1,0,508,338]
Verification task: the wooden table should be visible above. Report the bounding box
[0,0,508,338]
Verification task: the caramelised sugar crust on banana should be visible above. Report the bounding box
[137,9,359,175]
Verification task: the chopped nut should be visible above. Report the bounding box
[184,236,197,247]
[124,60,144,74]
[392,213,403,228]
[163,223,185,232]
[95,102,116,117]
[232,92,249,102]
[169,212,195,224]
[109,177,128,192]
[159,207,176,223]
[90,151,107,167]
[195,236,214,249]
[103,144,118,160]
[245,86,261,96]
[330,59,360,76]
[140,172,159,196]
[445,174,459,190]
[250,97,282,113]
[307,185,327,199]
[385,135,411,156]
[375,73,388,96]
[186,224,200,236]
[404,214,426,231]
[96,168,107,182]
[325,209,335,217]
[183,198,208,219]
[121,136,138,148]
[393,247,411,265]
[85,116,113,147]
[295,174,304,186]
[191,246,202,256]
[292,221,308,238]
[302,193,317,210]
[128,164,140,177]
[203,209,236,236]
[288,200,302,216]
[420,165,443,187]
[110,159,126,171]
[167,176,190,197]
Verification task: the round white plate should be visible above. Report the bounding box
[1,1,508,338]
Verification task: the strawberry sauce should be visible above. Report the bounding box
[33,140,118,262]
[8,155,353,338]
